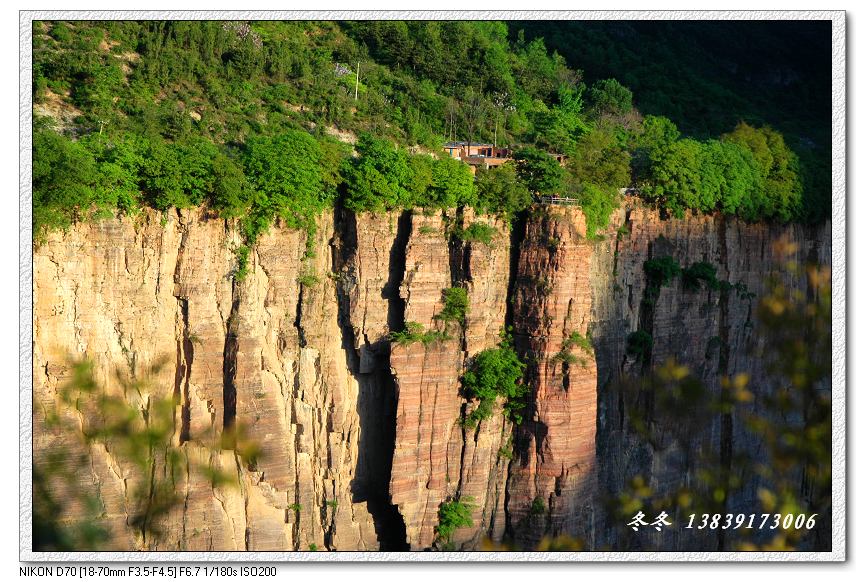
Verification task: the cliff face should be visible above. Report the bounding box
[587,205,831,550]
[506,208,599,549]
[32,203,830,551]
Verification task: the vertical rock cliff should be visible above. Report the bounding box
[507,208,599,549]
[32,202,830,551]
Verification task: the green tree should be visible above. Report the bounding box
[33,129,101,238]
[405,154,434,208]
[343,133,412,212]
[211,153,254,218]
[575,183,620,239]
[242,130,328,233]
[435,497,476,548]
[641,137,706,217]
[428,155,476,209]
[434,287,469,327]
[568,125,632,187]
[701,139,765,219]
[534,84,590,154]
[140,138,218,211]
[633,115,681,178]
[722,122,803,222]
[513,146,565,195]
[74,61,124,124]
[86,135,146,214]
[474,163,533,219]
[588,78,633,116]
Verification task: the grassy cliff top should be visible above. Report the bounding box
[32,20,831,244]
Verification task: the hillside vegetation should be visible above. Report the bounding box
[32,20,830,243]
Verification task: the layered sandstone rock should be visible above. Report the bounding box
[32,202,831,552]
[33,208,379,551]
[387,210,514,550]
[507,208,599,549]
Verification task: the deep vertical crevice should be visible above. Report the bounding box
[333,206,409,551]
[359,363,408,550]
[502,208,529,542]
[446,207,466,287]
[386,210,412,332]
[222,287,239,436]
[294,286,307,348]
[716,214,733,551]
[504,209,528,332]
[178,298,192,443]
[636,240,658,420]
[172,223,191,443]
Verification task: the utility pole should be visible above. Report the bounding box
[354,61,360,101]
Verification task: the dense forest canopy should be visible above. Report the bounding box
[32,20,832,245]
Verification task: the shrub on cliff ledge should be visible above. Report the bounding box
[455,221,497,246]
[435,497,476,547]
[644,256,682,288]
[626,330,653,361]
[462,336,527,427]
[552,330,595,367]
[389,322,451,346]
[682,261,721,291]
[530,495,547,516]
[435,287,469,327]
[234,245,251,281]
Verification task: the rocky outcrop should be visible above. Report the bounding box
[388,210,512,550]
[32,202,831,551]
[34,208,380,551]
[507,207,599,549]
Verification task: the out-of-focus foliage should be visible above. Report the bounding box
[480,534,586,551]
[33,359,261,551]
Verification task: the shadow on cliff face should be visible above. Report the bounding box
[333,206,410,551]
[351,364,409,551]
[385,211,412,332]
